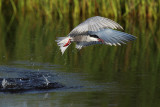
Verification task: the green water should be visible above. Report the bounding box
[0,12,160,107]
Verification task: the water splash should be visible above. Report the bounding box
[43,75,50,86]
[2,78,8,89]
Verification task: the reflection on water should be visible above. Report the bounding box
[0,9,160,107]
[0,60,160,107]
[0,62,116,93]
[0,62,122,107]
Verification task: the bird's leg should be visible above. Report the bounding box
[63,39,71,47]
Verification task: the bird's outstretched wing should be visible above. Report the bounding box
[69,16,123,37]
[88,29,136,46]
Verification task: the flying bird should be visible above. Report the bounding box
[56,16,136,54]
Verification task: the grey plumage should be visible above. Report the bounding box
[56,16,136,54]
[88,29,136,46]
[69,16,123,37]
[76,41,103,49]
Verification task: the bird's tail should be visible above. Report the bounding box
[55,37,72,54]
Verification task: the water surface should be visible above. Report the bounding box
[0,14,160,107]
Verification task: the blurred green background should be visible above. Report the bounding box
[0,0,160,107]
[0,0,160,70]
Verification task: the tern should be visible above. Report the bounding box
[56,16,136,54]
